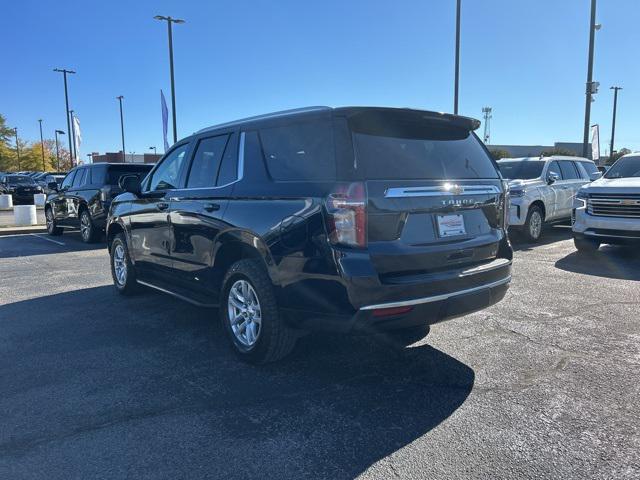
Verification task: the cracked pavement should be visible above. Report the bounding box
[0,227,639,479]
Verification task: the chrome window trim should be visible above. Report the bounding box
[385,184,501,198]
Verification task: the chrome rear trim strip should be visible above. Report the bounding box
[385,184,501,198]
[360,275,511,311]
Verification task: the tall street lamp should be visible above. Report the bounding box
[69,110,77,166]
[582,0,599,157]
[116,96,126,163]
[154,15,185,143]
[14,128,21,170]
[53,68,76,164]
[55,130,65,171]
[454,0,461,114]
[609,86,622,160]
[149,146,157,155]
[87,153,93,164]
[38,119,46,171]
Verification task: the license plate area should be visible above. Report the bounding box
[436,214,466,237]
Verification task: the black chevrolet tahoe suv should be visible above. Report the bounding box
[106,107,513,363]
[45,163,153,242]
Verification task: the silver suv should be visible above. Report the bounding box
[573,153,640,251]
[497,156,600,241]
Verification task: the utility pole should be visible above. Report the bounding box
[582,0,599,157]
[53,68,76,164]
[609,86,622,160]
[454,0,461,114]
[38,119,46,171]
[482,107,492,144]
[14,128,21,170]
[116,96,126,163]
[154,15,185,143]
[69,110,76,166]
[55,130,65,172]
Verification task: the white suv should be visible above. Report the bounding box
[497,156,600,242]
[573,153,640,251]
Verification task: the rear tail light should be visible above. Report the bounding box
[501,180,510,229]
[372,306,413,317]
[100,185,111,203]
[325,182,367,248]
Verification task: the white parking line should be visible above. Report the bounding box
[30,234,66,246]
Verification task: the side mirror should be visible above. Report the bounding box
[547,173,559,185]
[589,172,602,181]
[120,174,141,195]
[47,182,59,191]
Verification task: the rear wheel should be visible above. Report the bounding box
[574,237,601,253]
[79,210,99,243]
[221,259,297,364]
[110,233,139,295]
[45,207,63,236]
[522,205,544,242]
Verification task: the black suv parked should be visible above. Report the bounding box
[107,107,512,363]
[0,174,44,203]
[46,163,153,242]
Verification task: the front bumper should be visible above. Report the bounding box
[573,200,640,244]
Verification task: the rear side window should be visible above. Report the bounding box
[186,134,230,188]
[580,161,598,177]
[72,168,86,187]
[259,120,336,181]
[350,120,498,180]
[217,133,239,186]
[559,160,579,180]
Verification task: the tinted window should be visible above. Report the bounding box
[61,170,76,189]
[72,168,86,187]
[217,133,239,186]
[5,175,35,184]
[559,160,579,180]
[547,161,562,180]
[148,144,189,191]
[580,161,598,177]
[107,165,153,186]
[605,155,640,179]
[186,134,230,188]
[497,161,544,180]
[260,120,336,181]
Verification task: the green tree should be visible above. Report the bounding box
[607,148,631,165]
[540,148,580,157]
[489,149,512,160]
[0,114,14,146]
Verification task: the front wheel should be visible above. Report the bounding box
[221,259,297,364]
[522,205,544,242]
[45,207,63,236]
[80,210,99,243]
[574,237,600,253]
[110,233,139,295]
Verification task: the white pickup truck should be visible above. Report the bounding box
[573,153,640,251]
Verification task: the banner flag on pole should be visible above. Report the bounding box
[73,114,82,163]
[590,124,600,163]
[161,89,169,152]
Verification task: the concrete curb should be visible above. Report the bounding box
[0,226,48,236]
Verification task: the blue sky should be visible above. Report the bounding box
[1,0,638,159]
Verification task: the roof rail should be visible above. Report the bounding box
[195,106,331,134]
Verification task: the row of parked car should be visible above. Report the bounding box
[37,106,639,364]
[0,170,66,203]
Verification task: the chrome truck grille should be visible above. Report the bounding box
[587,193,640,218]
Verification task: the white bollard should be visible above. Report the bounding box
[13,205,38,226]
[0,194,13,209]
[33,193,47,206]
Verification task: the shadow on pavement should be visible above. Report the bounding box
[510,224,573,251]
[0,286,474,479]
[0,232,105,259]
[555,245,640,281]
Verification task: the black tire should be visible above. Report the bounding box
[221,259,297,364]
[574,237,601,253]
[45,207,63,236]
[79,209,99,243]
[110,233,139,295]
[522,205,544,243]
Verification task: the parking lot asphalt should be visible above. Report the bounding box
[0,227,639,479]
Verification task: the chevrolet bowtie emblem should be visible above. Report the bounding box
[621,199,638,206]
[445,184,464,195]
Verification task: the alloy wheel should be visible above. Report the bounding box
[113,244,128,286]
[46,210,54,232]
[227,279,262,348]
[529,211,542,240]
[80,213,91,241]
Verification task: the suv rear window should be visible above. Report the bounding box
[106,165,153,186]
[259,120,336,181]
[349,119,498,180]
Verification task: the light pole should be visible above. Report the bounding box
[53,68,76,164]
[149,146,157,155]
[454,0,461,114]
[609,86,622,160]
[14,128,21,170]
[38,119,46,171]
[69,110,76,166]
[55,130,65,171]
[582,0,599,157]
[154,15,185,143]
[87,153,93,164]
[116,96,126,163]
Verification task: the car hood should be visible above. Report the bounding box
[581,177,640,194]
[507,178,543,189]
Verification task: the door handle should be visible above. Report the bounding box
[157,202,169,211]
[203,203,221,212]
